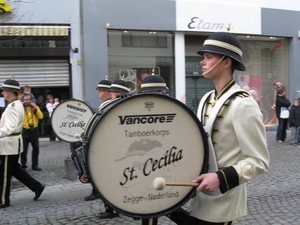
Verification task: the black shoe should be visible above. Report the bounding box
[97,211,119,219]
[0,204,10,209]
[34,185,45,201]
[32,166,42,171]
[84,194,99,201]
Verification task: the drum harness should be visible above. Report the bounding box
[198,89,249,196]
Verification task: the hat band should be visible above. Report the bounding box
[141,83,166,88]
[2,83,20,90]
[203,40,243,56]
[98,84,110,89]
[111,84,130,92]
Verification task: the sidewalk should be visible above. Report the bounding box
[1,128,300,225]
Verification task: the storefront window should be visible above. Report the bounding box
[108,30,174,95]
[185,34,288,126]
[236,37,288,126]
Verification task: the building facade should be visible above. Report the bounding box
[81,0,300,126]
[1,0,300,130]
[0,0,81,137]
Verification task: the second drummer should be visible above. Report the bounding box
[84,78,112,202]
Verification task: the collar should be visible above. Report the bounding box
[8,98,18,104]
[214,79,235,100]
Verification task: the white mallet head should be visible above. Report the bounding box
[153,177,166,190]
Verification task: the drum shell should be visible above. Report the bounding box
[86,94,208,219]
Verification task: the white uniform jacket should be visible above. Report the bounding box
[190,83,270,222]
[0,99,24,155]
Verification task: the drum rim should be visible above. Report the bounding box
[86,93,209,219]
[51,98,94,143]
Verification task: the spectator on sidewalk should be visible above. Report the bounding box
[288,99,300,146]
[275,87,291,143]
[46,94,59,141]
[21,94,44,171]
[0,77,45,209]
[53,97,60,108]
[20,85,36,103]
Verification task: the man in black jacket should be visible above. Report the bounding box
[275,87,291,142]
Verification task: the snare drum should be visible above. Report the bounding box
[51,99,94,143]
[86,93,208,219]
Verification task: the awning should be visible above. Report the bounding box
[0,25,70,36]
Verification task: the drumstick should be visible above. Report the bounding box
[153,177,199,190]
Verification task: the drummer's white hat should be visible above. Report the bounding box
[140,75,169,93]
[110,79,130,93]
[1,77,20,92]
[197,32,245,71]
[96,79,111,91]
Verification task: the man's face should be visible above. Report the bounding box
[110,91,119,99]
[98,90,111,101]
[23,95,32,106]
[200,52,227,79]
[1,90,10,100]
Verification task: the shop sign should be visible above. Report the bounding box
[176,1,261,34]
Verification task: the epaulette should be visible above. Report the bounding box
[236,91,250,98]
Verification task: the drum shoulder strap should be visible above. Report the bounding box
[200,89,248,171]
[197,90,214,122]
[204,89,248,133]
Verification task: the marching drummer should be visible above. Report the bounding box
[139,74,169,225]
[96,78,131,220]
[140,74,169,95]
[168,32,270,225]
[110,78,131,99]
[84,78,112,202]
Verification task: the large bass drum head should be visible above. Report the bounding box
[87,94,208,219]
[51,99,94,143]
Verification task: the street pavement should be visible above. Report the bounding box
[1,127,300,225]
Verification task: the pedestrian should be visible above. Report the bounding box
[84,78,112,202]
[275,87,291,143]
[271,81,284,110]
[20,85,36,102]
[46,94,59,141]
[168,32,269,225]
[21,94,44,171]
[53,97,60,108]
[288,99,300,146]
[0,77,45,209]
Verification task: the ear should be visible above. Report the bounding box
[223,57,232,69]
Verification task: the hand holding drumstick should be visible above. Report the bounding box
[153,173,220,193]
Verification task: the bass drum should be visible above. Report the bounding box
[51,99,94,143]
[86,93,208,219]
